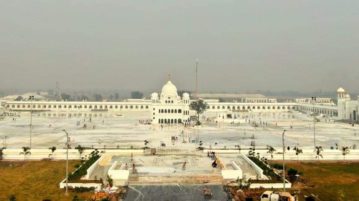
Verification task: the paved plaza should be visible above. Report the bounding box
[1,111,358,150]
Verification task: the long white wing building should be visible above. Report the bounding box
[1,80,358,123]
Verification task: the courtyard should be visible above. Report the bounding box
[0,111,358,150]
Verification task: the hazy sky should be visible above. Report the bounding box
[0,0,358,93]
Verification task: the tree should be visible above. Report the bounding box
[49,146,56,159]
[114,93,119,100]
[72,195,82,201]
[107,174,113,187]
[19,146,31,160]
[315,146,323,159]
[75,145,85,160]
[9,195,16,201]
[294,146,303,161]
[235,145,241,153]
[0,147,4,160]
[61,93,71,101]
[80,95,89,101]
[266,145,276,159]
[287,168,299,182]
[341,146,350,160]
[189,99,208,125]
[248,147,255,157]
[131,91,143,99]
[143,140,149,149]
[15,96,23,101]
[93,94,103,101]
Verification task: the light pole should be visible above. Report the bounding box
[29,95,34,149]
[282,129,287,192]
[3,136,7,148]
[195,58,199,100]
[62,129,69,196]
[312,97,317,149]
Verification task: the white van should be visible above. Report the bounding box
[260,191,297,201]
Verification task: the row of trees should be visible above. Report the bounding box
[60,91,144,101]
[6,145,86,160]
[10,91,144,102]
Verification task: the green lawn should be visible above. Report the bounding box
[284,162,359,201]
[0,160,92,201]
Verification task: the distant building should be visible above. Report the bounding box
[337,87,359,121]
[196,93,277,103]
[3,78,357,123]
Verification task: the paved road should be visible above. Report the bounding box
[124,185,230,201]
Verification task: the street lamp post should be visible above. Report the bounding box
[29,95,34,149]
[312,97,317,149]
[3,136,7,148]
[282,129,287,192]
[62,129,69,196]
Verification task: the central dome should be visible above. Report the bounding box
[161,81,178,97]
[337,87,346,93]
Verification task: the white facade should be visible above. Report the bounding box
[337,87,359,121]
[5,80,358,123]
[150,80,190,124]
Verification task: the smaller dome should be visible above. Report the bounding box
[183,93,190,99]
[337,87,346,93]
[151,93,159,100]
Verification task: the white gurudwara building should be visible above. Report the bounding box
[1,79,358,123]
[150,80,191,124]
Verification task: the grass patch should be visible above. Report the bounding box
[0,160,92,201]
[280,162,359,201]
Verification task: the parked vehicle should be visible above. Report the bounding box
[260,191,297,201]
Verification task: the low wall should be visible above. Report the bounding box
[203,148,359,161]
[107,161,130,186]
[59,179,102,191]
[2,148,144,161]
[249,181,292,189]
[222,170,243,180]
[240,154,265,179]
[83,155,102,180]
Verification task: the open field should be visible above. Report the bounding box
[0,160,92,201]
[285,161,359,201]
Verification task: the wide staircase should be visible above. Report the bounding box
[128,174,224,185]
